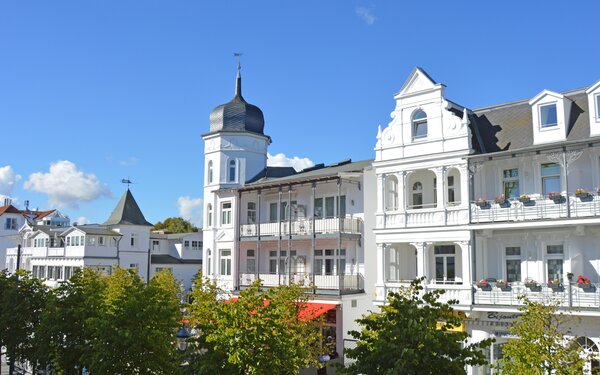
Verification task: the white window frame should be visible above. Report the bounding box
[247,202,257,224]
[220,249,232,276]
[541,162,561,196]
[595,93,600,122]
[434,245,456,284]
[447,175,456,204]
[130,233,137,247]
[411,182,423,209]
[504,246,522,282]
[411,109,428,141]
[228,159,237,182]
[246,249,256,274]
[207,160,213,184]
[206,249,212,275]
[207,204,213,227]
[98,236,105,246]
[314,249,345,276]
[221,202,232,225]
[5,218,17,230]
[545,244,564,283]
[539,102,558,129]
[502,168,520,199]
[385,175,398,211]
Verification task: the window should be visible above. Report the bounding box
[325,197,335,218]
[207,204,213,227]
[88,236,96,246]
[269,250,278,274]
[206,249,212,275]
[247,249,256,273]
[433,177,437,205]
[207,160,213,184]
[220,249,232,276]
[184,240,190,248]
[539,103,558,128]
[412,182,423,209]
[503,169,520,198]
[314,249,345,275]
[55,266,63,280]
[541,163,561,195]
[247,202,257,224]
[596,94,600,120]
[221,202,232,225]
[412,110,428,140]
[130,233,137,247]
[48,266,55,280]
[269,202,278,222]
[156,267,173,273]
[4,218,17,230]
[228,159,237,182]
[280,200,298,221]
[192,241,201,250]
[129,263,139,271]
[313,198,323,219]
[546,245,564,282]
[152,240,160,252]
[314,196,345,218]
[434,245,456,283]
[447,176,456,204]
[98,236,105,246]
[64,266,73,280]
[66,237,71,246]
[505,247,521,282]
[385,176,398,211]
[32,266,39,278]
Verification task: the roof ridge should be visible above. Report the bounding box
[474,86,589,113]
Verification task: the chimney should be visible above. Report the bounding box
[3,198,11,206]
[24,200,30,211]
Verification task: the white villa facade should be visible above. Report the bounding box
[373,67,600,373]
[4,189,203,290]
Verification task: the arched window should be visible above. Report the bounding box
[229,159,237,182]
[247,202,257,224]
[385,175,398,211]
[206,204,213,227]
[412,110,428,140]
[206,249,212,275]
[412,182,423,209]
[207,160,213,184]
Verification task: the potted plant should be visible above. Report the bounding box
[494,195,509,206]
[577,275,594,292]
[495,279,511,291]
[576,188,590,199]
[476,278,492,291]
[548,192,563,203]
[518,194,531,204]
[596,187,600,196]
[525,278,540,291]
[547,279,563,292]
[476,198,489,208]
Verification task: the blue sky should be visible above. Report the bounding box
[0,1,598,226]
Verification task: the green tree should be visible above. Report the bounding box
[86,267,182,375]
[343,277,492,375]
[152,217,199,233]
[500,298,585,375]
[0,270,49,374]
[35,268,106,375]
[187,275,323,375]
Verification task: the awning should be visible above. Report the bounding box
[298,303,337,321]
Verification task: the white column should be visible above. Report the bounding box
[433,167,445,209]
[376,243,386,285]
[376,174,384,213]
[404,171,411,210]
[412,242,426,278]
[458,241,472,284]
[459,165,469,207]
[398,171,406,212]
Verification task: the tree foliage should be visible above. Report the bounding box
[152,217,199,233]
[499,298,585,375]
[343,277,492,375]
[187,275,323,375]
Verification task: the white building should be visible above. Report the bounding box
[5,189,202,290]
[373,67,600,373]
[202,65,372,360]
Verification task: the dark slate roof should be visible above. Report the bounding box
[151,254,202,265]
[246,166,298,184]
[239,159,372,191]
[103,189,153,226]
[205,66,266,137]
[470,88,592,154]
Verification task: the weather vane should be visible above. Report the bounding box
[234,52,243,68]
[121,178,134,188]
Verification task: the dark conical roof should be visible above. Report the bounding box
[208,65,265,136]
[103,189,153,226]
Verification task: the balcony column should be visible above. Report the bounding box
[432,167,446,209]
[458,165,469,207]
[236,191,242,290]
[311,182,316,290]
[412,242,426,278]
[288,186,292,283]
[398,171,406,213]
[379,173,386,228]
[256,189,261,279]
[457,241,472,284]
[278,187,282,285]
[376,243,386,285]
[337,178,342,280]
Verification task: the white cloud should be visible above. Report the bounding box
[74,216,91,225]
[267,152,314,172]
[177,196,203,228]
[356,6,376,25]
[24,160,111,209]
[0,165,22,197]
[119,156,139,166]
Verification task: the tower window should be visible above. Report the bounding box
[207,161,213,184]
[412,110,428,140]
[229,160,237,182]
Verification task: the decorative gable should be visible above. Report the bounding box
[396,67,441,98]
[586,80,600,137]
[528,89,572,145]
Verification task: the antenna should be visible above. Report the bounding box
[233,52,243,68]
[121,178,134,189]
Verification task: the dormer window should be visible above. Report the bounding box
[539,103,558,128]
[412,110,428,140]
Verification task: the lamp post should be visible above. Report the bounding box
[176,325,191,353]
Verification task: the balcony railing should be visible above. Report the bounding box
[378,205,469,229]
[380,281,473,306]
[473,281,600,308]
[239,273,364,295]
[240,217,362,237]
[471,194,600,223]
[47,247,65,257]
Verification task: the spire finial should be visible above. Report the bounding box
[234,52,243,97]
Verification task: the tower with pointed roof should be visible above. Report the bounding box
[202,65,271,288]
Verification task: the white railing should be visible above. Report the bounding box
[239,273,364,294]
[378,206,469,228]
[240,217,362,237]
[471,194,600,223]
[473,281,600,308]
[380,281,472,306]
[47,247,65,257]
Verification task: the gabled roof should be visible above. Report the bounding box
[396,67,443,97]
[62,226,122,237]
[103,189,153,226]
[0,205,21,215]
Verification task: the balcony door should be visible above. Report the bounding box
[434,245,456,284]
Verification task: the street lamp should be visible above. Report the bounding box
[176,325,191,353]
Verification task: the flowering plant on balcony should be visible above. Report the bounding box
[596,187,600,196]
[548,191,563,203]
[576,188,591,199]
[577,275,591,285]
[476,279,491,290]
[494,195,508,205]
[547,278,561,285]
[475,198,489,208]
[524,278,539,289]
[495,279,507,286]
[518,194,531,203]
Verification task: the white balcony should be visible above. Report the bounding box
[378,281,472,306]
[240,217,362,237]
[471,193,600,223]
[377,205,469,229]
[239,273,364,295]
[47,247,65,257]
[473,281,600,309]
